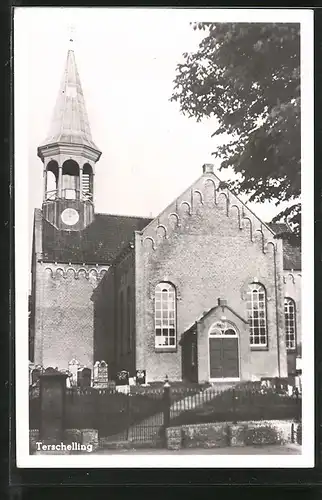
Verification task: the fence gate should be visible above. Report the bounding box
[92,387,167,447]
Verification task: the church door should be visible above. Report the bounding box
[208,321,239,380]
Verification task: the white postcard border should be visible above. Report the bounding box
[14,7,314,468]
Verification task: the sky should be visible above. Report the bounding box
[15,8,304,269]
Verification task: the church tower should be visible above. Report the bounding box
[37,45,101,231]
[29,43,151,372]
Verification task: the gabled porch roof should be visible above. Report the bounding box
[179,298,248,345]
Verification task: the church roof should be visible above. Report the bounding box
[268,222,290,235]
[267,222,301,271]
[180,300,248,344]
[282,241,301,271]
[39,49,100,153]
[41,212,152,264]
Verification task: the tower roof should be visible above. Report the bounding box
[40,49,101,153]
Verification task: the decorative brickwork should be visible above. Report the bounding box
[134,170,287,382]
[33,261,108,370]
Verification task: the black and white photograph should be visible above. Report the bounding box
[14,8,314,467]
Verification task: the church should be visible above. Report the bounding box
[29,47,301,385]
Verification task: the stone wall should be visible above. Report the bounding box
[166,420,300,450]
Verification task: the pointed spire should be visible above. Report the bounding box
[39,48,101,155]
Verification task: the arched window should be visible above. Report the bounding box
[82,163,93,201]
[62,160,79,200]
[46,172,57,199]
[155,282,176,348]
[46,160,58,200]
[209,321,238,336]
[284,298,296,350]
[246,283,268,346]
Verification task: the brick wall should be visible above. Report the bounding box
[135,172,288,383]
[93,266,115,374]
[93,248,136,378]
[34,262,107,370]
[114,250,136,376]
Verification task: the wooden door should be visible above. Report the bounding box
[222,338,239,378]
[209,338,223,378]
[209,337,239,379]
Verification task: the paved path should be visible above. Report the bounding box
[94,444,301,455]
[103,383,235,444]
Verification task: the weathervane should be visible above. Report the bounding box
[68,24,76,49]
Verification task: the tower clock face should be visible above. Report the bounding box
[61,208,79,226]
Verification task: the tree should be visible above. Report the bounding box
[171,23,301,240]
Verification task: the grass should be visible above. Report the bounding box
[169,386,301,427]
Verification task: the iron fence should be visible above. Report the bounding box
[65,386,166,445]
[30,380,302,447]
[168,384,301,428]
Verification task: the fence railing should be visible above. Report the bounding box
[64,382,301,442]
[30,378,302,447]
[44,189,93,202]
[167,384,302,428]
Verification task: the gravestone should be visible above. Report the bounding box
[61,370,72,388]
[77,367,91,388]
[93,361,108,388]
[115,385,130,395]
[116,370,129,394]
[68,359,80,387]
[261,377,272,389]
[39,370,68,443]
[45,367,57,374]
[116,370,129,386]
[136,370,146,385]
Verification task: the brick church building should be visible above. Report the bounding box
[29,47,301,385]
